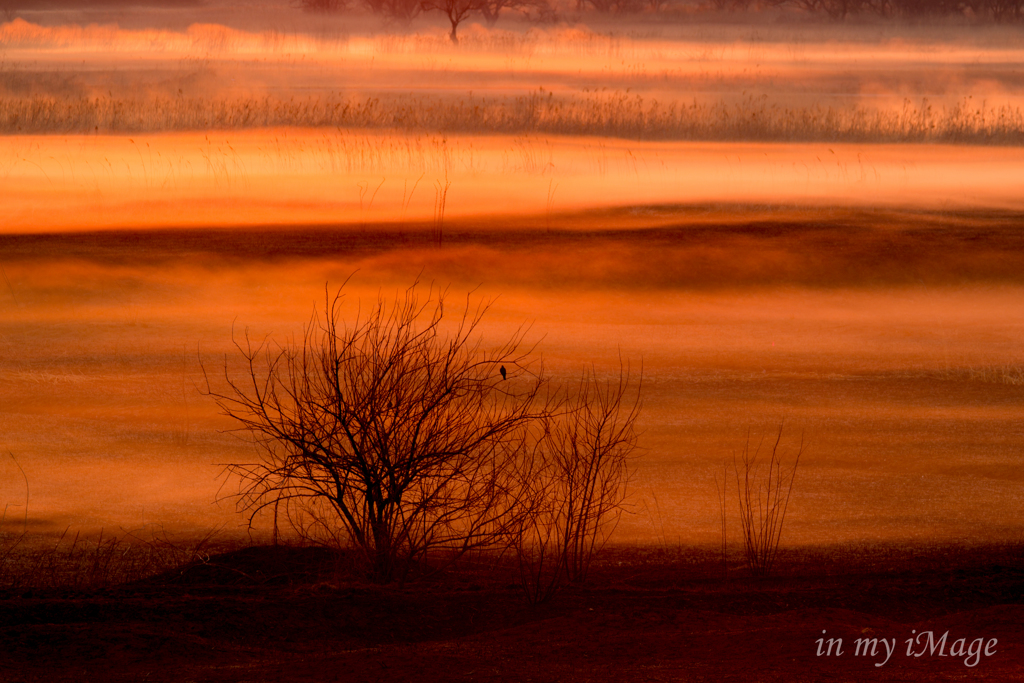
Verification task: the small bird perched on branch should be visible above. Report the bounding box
[499,366,506,380]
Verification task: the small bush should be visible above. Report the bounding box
[734,426,802,578]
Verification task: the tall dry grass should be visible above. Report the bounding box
[0,527,230,591]
[1,452,231,591]
[3,17,1023,142]
[935,364,1024,385]
[2,90,1023,143]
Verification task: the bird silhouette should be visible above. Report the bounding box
[499,365,507,380]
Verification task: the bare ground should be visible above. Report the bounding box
[1,542,1022,682]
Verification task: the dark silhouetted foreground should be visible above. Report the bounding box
[1,541,1022,682]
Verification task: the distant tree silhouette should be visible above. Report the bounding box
[416,0,553,41]
[420,0,481,43]
[300,0,1023,22]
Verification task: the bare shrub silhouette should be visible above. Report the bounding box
[551,365,641,583]
[203,282,551,583]
[734,426,802,578]
[203,282,644,590]
[511,364,641,602]
[507,431,564,603]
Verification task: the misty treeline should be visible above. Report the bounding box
[300,0,1023,31]
[202,282,641,599]
[302,0,553,42]
[704,0,1021,20]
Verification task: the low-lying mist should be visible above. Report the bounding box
[1,6,1022,555]
[4,131,1024,232]
[1,213,1023,546]
[3,16,1024,142]
[5,207,1024,289]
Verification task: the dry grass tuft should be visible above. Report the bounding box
[734,426,802,578]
